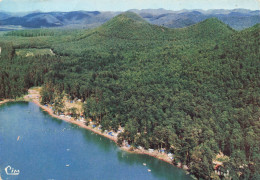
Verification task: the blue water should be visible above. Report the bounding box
[0,102,191,180]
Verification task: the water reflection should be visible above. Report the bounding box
[81,128,116,153]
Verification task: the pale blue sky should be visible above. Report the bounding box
[0,0,259,12]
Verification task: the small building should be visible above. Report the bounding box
[138,146,144,150]
[167,153,173,157]
[108,132,114,136]
[148,149,154,153]
[159,148,166,153]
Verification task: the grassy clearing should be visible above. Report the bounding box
[64,98,84,115]
[30,86,42,92]
[15,48,55,57]
[28,87,83,115]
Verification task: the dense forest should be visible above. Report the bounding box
[0,12,259,179]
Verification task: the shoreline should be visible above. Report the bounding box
[0,99,13,105]
[29,99,188,171]
[1,92,189,174]
[31,98,119,143]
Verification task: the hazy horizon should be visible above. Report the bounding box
[0,8,259,14]
[0,0,259,13]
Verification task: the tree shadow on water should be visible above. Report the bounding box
[80,128,117,153]
[116,151,192,180]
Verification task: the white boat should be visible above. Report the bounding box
[148,169,151,172]
[66,164,70,167]
[143,163,146,166]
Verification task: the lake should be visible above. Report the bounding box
[0,102,192,180]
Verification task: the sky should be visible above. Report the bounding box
[0,0,259,12]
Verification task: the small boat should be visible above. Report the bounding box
[148,169,151,172]
[143,163,146,166]
[17,136,20,141]
[66,164,70,167]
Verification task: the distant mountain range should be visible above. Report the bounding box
[0,9,259,30]
[134,9,260,30]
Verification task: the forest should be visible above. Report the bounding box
[0,12,259,179]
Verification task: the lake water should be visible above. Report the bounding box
[0,102,192,180]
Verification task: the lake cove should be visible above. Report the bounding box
[0,102,192,180]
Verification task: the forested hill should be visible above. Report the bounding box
[96,12,168,40]
[182,18,235,39]
[52,12,235,57]
[97,14,234,41]
[0,12,259,179]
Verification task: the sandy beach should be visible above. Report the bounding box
[0,99,13,105]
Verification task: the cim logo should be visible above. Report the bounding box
[5,165,20,176]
